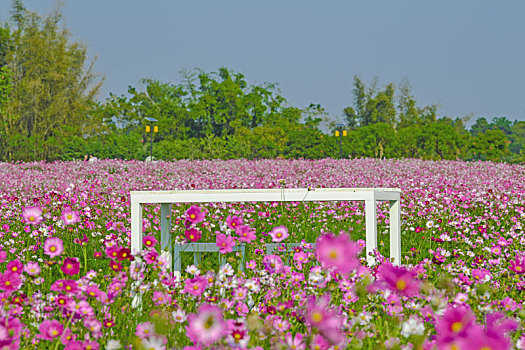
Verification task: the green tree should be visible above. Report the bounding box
[469,128,510,161]
[1,1,102,161]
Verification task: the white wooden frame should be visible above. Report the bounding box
[130,188,402,266]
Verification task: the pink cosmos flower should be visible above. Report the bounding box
[43,237,64,258]
[61,258,80,276]
[183,276,208,297]
[143,235,158,248]
[6,260,23,275]
[269,225,289,243]
[509,255,525,274]
[144,249,159,264]
[22,206,43,225]
[38,320,63,340]
[186,205,206,224]
[216,233,235,253]
[24,261,41,276]
[226,215,243,230]
[0,271,22,292]
[436,305,476,342]
[135,322,156,339]
[140,336,166,350]
[263,254,284,274]
[306,294,344,345]
[284,332,306,350]
[316,233,361,274]
[186,304,226,346]
[61,207,80,225]
[185,228,202,243]
[376,262,420,297]
[236,225,256,243]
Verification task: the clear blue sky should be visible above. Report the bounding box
[1,0,524,126]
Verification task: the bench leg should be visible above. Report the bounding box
[389,199,401,265]
[365,199,377,266]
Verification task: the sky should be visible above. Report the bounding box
[1,0,524,127]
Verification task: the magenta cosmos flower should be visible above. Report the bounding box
[436,305,476,342]
[216,233,235,253]
[37,319,63,340]
[22,206,43,225]
[61,207,80,225]
[305,294,344,345]
[185,228,202,243]
[186,304,226,346]
[376,262,420,297]
[143,235,158,248]
[226,215,243,230]
[315,233,361,274]
[509,255,525,274]
[0,271,22,292]
[262,254,284,274]
[61,258,80,276]
[236,225,256,243]
[186,205,206,224]
[43,237,64,258]
[269,225,289,243]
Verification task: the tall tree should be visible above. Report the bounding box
[0,0,102,161]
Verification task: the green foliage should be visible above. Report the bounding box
[0,2,102,161]
[1,2,524,163]
[469,127,510,161]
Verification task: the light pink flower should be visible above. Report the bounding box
[44,237,64,258]
[24,261,41,276]
[22,206,43,225]
[262,254,284,274]
[61,207,80,225]
[269,225,289,243]
[186,304,225,346]
[135,322,156,339]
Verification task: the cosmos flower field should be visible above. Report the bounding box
[0,158,524,349]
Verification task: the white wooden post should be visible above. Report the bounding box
[160,203,172,265]
[389,199,401,265]
[365,198,378,266]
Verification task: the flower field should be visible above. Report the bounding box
[0,158,524,349]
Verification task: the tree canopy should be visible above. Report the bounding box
[0,1,524,163]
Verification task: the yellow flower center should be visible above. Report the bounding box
[311,311,323,323]
[396,280,407,291]
[190,214,196,219]
[451,321,463,333]
[50,246,56,252]
[29,216,35,222]
[329,250,337,259]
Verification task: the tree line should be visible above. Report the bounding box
[0,1,524,163]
